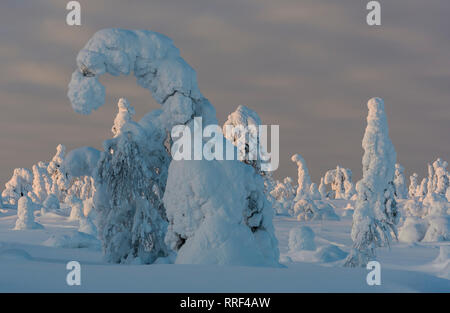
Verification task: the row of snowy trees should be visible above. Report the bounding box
[3,28,448,269]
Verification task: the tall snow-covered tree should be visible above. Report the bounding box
[318,177,327,199]
[409,173,419,198]
[291,154,312,200]
[418,178,428,199]
[95,99,168,264]
[345,98,399,267]
[393,163,408,199]
[433,159,449,196]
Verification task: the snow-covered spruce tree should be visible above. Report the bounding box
[223,105,262,172]
[393,163,408,199]
[31,162,51,204]
[409,173,419,198]
[95,99,168,264]
[418,178,428,199]
[310,183,322,200]
[47,144,69,202]
[344,98,399,267]
[427,163,435,196]
[290,154,322,220]
[68,29,278,266]
[14,196,43,230]
[318,177,327,199]
[270,177,295,215]
[222,105,279,216]
[324,166,355,200]
[433,159,449,196]
[2,168,33,205]
[291,154,312,200]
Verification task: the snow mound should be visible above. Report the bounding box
[314,245,348,263]
[164,157,279,267]
[0,249,33,261]
[43,231,101,250]
[432,246,450,279]
[288,226,316,252]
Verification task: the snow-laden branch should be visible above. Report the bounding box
[67,28,215,128]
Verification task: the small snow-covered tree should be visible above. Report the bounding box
[318,177,327,199]
[434,159,449,196]
[345,98,399,267]
[67,195,84,221]
[95,99,168,264]
[418,178,428,199]
[223,105,262,172]
[47,144,70,201]
[30,162,51,204]
[324,166,355,200]
[2,168,33,205]
[310,183,321,200]
[393,163,408,199]
[112,98,135,137]
[290,154,322,220]
[409,173,419,198]
[270,177,295,215]
[14,196,43,230]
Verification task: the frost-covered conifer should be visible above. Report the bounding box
[318,177,327,199]
[31,162,51,204]
[223,105,262,171]
[310,183,321,200]
[345,98,399,267]
[67,195,84,221]
[47,144,69,201]
[112,98,135,137]
[324,166,355,200]
[95,99,168,264]
[409,173,419,198]
[2,168,33,205]
[433,159,449,196]
[418,178,428,199]
[14,196,43,230]
[393,163,408,199]
[270,177,295,215]
[291,154,312,200]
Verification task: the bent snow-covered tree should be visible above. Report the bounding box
[345,98,399,267]
[68,29,279,266]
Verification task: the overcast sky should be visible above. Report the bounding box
[0,0,449,186]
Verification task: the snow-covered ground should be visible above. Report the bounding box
[0,200,448,292]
